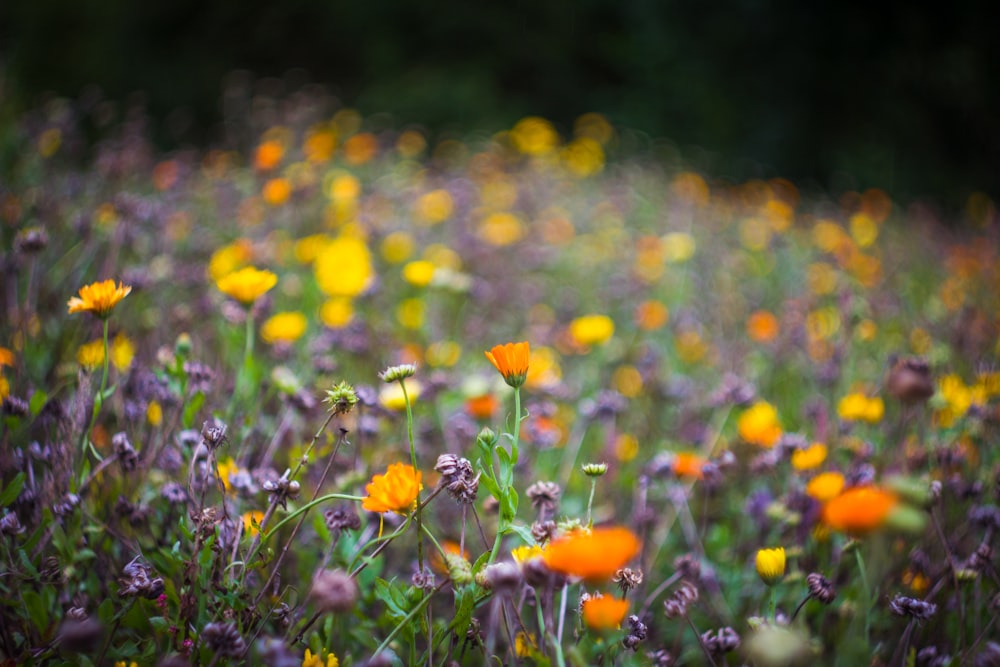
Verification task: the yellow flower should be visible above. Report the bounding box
[320,298,354,329]
[414,189,454,225]
[738,401,782,448]
[76,339,106,371]
[543,527,641,582]
[525,346,561,390]
[207,239,252,281]
[515,631,538,658]
[568,314,615,347]
[242,510,265,536]
[110,333,135,372]
[0,375,8,400]
[379,380,422,411]
[147,400,163,426]
[756,547,786,585]
[261,311,308,344]
[805,471,845,503]
[791,443,827,471]
[581,594,630,631]
[314,236,374,297]
[485,341,531,388]
[511,544,544,563]
[402,260,435,287]
[0,347,14,367]
[362,463,423,514]
[302,648,339,667]
[479,212,525,246]
[837,392,884,423]
[511,116,559,155]
[215,266,277,305]
[114,661,138,667]
[67,280,132,319]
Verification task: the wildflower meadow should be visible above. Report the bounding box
[1,94,999,667]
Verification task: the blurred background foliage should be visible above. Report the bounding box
[1,0,998,207]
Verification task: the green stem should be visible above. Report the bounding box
[855,546,871,647]
[260,493,362,542]
[586,478,597,529]
[78,319,110,477]
[512,387,522,464]
[767,587,777,622]
[400,378,425,573]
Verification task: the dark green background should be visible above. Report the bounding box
[2,0,997,205]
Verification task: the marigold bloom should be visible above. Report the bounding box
[465,394,498,420]
[746,310,780,343]
[738,401,782,448]
[485,341,530,388]
[582,595,630,631]
[110,334,135,372]
[67,280,132,319]
[362,463,423,514]
[242,510,265,536]
[805,471,845,502]
[260,311,308,344]
[215,266,277,305]
[821,486,898,534]
[837,392,885,423]
[302,648,339,667]
[672,452,706,479]
[543,527,641,582]
[569,314,615,347]
[755,547,786,585]
[76,339,106,370]
[315,236,374,298]
[511,544,545,563]
[0,347,14,367]
[262,177,292,206]
[791,443,827,471]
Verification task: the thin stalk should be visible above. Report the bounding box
[855,547,871,647]
[372,580,449,659]
[585,478,597,529]
[79,319,111,470]
[400,378,425,573]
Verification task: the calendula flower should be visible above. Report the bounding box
[485,341,530,388]
[738,401,782,448]
[302,648,339,667]
[241,510,265,536]
[569,314,615,347]
[362,463,423,514]
[791,443,827,471]
[260,311,308,344]
[755,547,786,585]
[805,471,845,502]
[110,333,135,372]
[0,347,14,367]
[76,339,106,371]
[821,486,898,534]
[67,280,132,319]
[512,544,545,563]
[672,452,706,479]
[582,594,630,631]
[215,266,277,305]
[837,392,884,423]
[543,527,641,582]
[379,363,417,383]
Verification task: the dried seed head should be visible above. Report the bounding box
[614,567,644,594]
[160,482,189,505]
[673,554,701,582]
[200,420,228,450]
[886,356,935,404]
[0,511,25,536]
[806,573,836,604]
[310,569,358,612]
[113,432,138,473]
[889,595,937,621]
[662,597,687,619]
[701,627,741,655]
[622,614,649,651]
[530,520,557,545]
[201,621,246,657]
[435,454,479,504]
[119,558,165,599]
[483,561,522,593]
[14,226,49,254]
[324,505,362,532]
[526,481,561,516]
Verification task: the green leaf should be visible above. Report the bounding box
[29,390,48,415]
[0,472,25,507]
[505,523,534,545]
[22,589,49,634]
[450,586,475,638]
[182,391,205,429]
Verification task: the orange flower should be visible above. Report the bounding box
[821,486,898,534]
[746,310,779,343]
[581,595,630,631]
[805,471,845,502]
[67,280,132,319]
[362,463,423,514]
[485,341,530,388]
[543,527,641,582]
[465,394,498,420]
[672,452,706,479]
